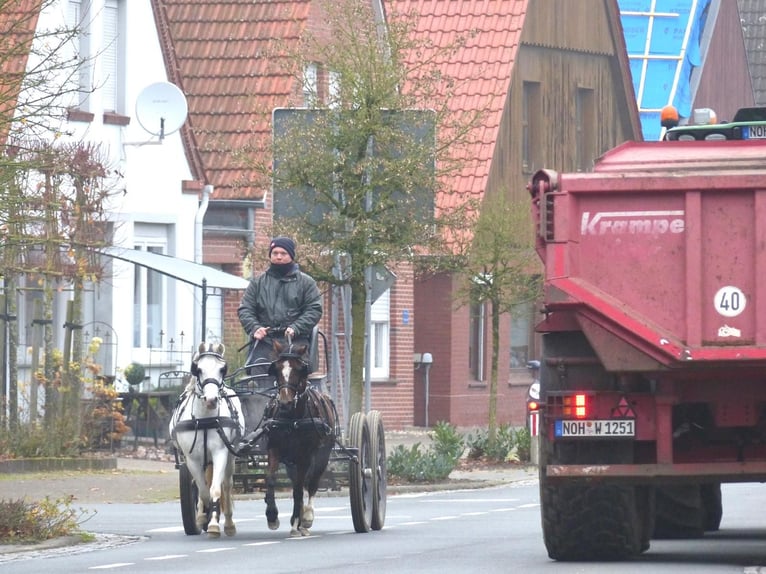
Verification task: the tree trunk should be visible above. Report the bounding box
[348,276,367,416]
[488,297,501,443]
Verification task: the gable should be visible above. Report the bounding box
[151,0,312,200]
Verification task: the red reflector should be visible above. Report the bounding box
[528,401,539,412]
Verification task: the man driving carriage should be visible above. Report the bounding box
[237,236,323,380]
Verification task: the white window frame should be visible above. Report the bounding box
[67,0,90,109]
[101,0,119,112]
[303,62,318,106]
[132,240,167,349]
[369,289,390,380]
[67,0,124,113]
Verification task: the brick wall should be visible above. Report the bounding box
[414,270,531,429]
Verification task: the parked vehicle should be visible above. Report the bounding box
[528,107,766,561]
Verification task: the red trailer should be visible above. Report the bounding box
[529,107,766,561]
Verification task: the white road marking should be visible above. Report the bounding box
[88,563,135,570]
[144,555,187,561]
[196,547,236,553]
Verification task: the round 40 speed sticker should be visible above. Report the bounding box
[714,286,747,318]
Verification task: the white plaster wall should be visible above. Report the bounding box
[26,0,200,384]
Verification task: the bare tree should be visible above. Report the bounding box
[454,191,542,442]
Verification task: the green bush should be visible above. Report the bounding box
[429,420,465,465]
[387,443,455,482]
[466,424,531,463]
[123,362,145,385]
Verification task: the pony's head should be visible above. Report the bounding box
[190,342,228,409]
[269,340,310,407]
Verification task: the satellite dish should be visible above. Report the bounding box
[135,82,188,139]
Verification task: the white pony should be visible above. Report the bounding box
[169,342,244,537]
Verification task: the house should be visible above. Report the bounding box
[4,0,246,405]
[150,0,424,429]
[390,0,642,427]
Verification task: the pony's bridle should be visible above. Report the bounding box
[272,352,310,409]
[192,351,227,397]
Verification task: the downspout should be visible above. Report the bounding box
[195,184,212,264]
[195,185,212,342]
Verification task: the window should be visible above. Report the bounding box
[522,81,541,173]
[66,0,123,113]
[469,301,485,381]
[303,63,318,106]
[67,0,90,109]
[132,244,166,348]
[101,0,120,112]
[575,88,595,172]
[511,302,535,368]
[369,289,390,379]
[328,70,341,108]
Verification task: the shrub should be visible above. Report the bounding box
[123,362,145,385]
[387,443,455,482]
[466,424,531,463]
[0,497,91,544]
[429,421,465,465]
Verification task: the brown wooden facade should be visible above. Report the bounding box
[414,0,642,428]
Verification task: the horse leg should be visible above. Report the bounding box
[291,462,309,537]
[302,447,330,531]
[265,450,280,530]
[222,455,236,536]
[204,463,222,537]
[186,459,212,532]
[207,448,233,538]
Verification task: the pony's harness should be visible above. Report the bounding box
[171,382,243,457]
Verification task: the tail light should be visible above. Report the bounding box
[550,393,589,419]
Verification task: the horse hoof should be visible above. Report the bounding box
[290,528,301,537]
[268,520,280,531]
[224,525,236,536]
[300,527,310,537]
[302,510,314,529]
[207,524,221,538]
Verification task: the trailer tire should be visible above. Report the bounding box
[653,485,705,539]
[540,462,643,560]
[701,483,722,532]
[538,332,645,561]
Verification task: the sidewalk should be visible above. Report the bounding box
[0,427,538,506]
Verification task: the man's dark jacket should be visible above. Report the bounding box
[237,264,322,343]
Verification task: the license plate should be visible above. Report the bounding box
[555,419,635,437]
[742,125,766,139]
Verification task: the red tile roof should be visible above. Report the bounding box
[151,0,312,200]
[0,0,43,145]
[385,0,528,207]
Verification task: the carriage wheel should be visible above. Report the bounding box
[348,411,373,533]
[367,410,387,530]
[179,463,202,535]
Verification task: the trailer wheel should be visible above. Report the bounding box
[179,463,202,535]
[540,459,643,560]
[367,410,387,530]
[653,485,705,539]
[538,332,645,561]
[348,411,373,533]
[702,483,723,531]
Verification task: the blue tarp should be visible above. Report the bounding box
[618,0,711,140]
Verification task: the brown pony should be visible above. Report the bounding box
[263,340,337,536]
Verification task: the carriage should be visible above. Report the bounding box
[169,329,387,538]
